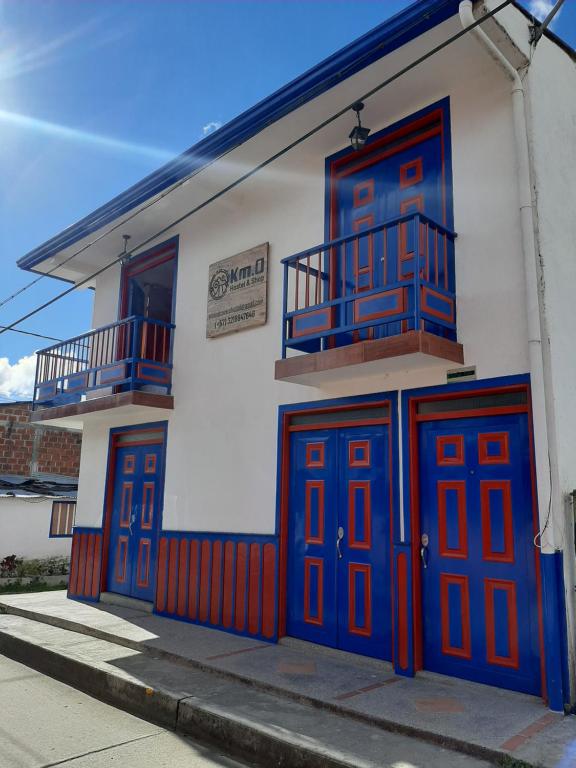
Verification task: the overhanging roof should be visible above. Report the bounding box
[17,0,575,274]
[17,0,462,273]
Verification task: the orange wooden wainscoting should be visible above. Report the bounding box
[155,533,278,641]
[68,528,103,601]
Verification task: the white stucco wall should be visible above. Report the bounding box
[75,422,111,527]
[0,498,71,559]
[72,11,533,537]
[91,263,122,328]
[528,35,576,519]
[527,31,576,697]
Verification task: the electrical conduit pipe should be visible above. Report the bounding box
[459,0,564,710]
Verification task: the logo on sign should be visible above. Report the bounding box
[209,257,266,300]
[209,269,229,300]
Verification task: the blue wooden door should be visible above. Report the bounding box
[337,426,391,657]
[107,443,163,602]
[287,430,339,648]
[419,413,541,694]
[287,426,392,660]
[335,134,444,344]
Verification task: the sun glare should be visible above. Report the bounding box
[0,109,175,161]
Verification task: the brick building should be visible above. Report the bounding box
[0,402,81,478]
[0,401,81,559]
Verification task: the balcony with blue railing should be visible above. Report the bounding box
[31,315,175,421]
[275,212,463,384]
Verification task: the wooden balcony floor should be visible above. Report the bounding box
[30,390,174,427]
[275,330,464,386]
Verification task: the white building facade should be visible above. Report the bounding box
[0,496,74,560]
[19,0,576,712]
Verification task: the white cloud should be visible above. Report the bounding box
[202,121,222,137]
[529,1,560,22]
[0,354,36,400]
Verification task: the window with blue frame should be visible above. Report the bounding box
[49,499,76,538]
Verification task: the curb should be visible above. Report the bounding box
[0,627,178,730]
[0,625,391,768]
[0,603,534,768]
[177,700,370,768]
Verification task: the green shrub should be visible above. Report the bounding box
[0,580,67,595]
[1,555,70,578]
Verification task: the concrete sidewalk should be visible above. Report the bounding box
[1,591,575,768]
[0,654,249,768]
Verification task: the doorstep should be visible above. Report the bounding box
[0,590,574,768]
[99,591,154,613]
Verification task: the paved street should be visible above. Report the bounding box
[0,654,250,768]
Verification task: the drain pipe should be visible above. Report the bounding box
[459,0,565,709]
[459,0,556,544]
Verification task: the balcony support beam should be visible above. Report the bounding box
[275,330,463,386]
[30,390,173,424]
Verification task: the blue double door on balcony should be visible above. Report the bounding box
[107,442,164,602]
[287,426,392,660]
[333,131,446,344]
[118,239,177,389]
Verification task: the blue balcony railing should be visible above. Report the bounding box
[281,212,456,358]
[33,315,175,409]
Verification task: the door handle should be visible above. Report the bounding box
[129,508,137,535]
[420,533,429,569]
[336,526,344,559]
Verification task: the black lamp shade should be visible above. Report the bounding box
[349,124,371,151]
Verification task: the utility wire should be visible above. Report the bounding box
[0,325,62,342]
[529,0,565,46]
[0,0,512,339]
[0,145,243,311]
[0,0,476,310]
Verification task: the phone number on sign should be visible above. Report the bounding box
[213,310,256,329]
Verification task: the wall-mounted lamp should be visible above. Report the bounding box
[119,234,132,266]
[349,102,370,151]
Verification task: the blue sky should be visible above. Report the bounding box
[0,0,574,399]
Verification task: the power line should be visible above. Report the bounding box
[0,143,244,311]
[529,0,565,46]
[0,0,469,309]
[0,325,62,342]
[0,0,512,339]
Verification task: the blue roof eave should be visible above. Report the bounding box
[18,0,461,273]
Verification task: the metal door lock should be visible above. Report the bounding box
[336,526,345,559]
[420,533,429,569]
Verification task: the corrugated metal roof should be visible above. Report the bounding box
[0,474,78,498]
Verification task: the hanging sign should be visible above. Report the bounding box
[206,242,269,338]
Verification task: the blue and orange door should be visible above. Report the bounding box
[287,423,392,660]
[330,108,447,345]
[418,412,541,694]
[118,240,177,367]
[107,437,164,602]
